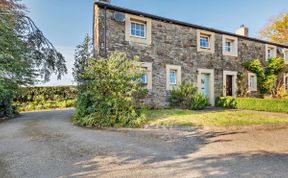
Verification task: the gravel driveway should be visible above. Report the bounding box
[0,109,288,178]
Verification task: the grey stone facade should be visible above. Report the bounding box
[93,2,288,108]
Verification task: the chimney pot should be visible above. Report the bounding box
[236,25,249,37]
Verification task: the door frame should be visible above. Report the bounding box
[223,71,238,97]
[197,69,215,106]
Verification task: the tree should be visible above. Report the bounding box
[0,0,67,117]
[72,34,93,85]
[260,13,288,45]
[73,52,147,128]
[242,57,287,96]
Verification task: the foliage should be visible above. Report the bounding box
[73,34,93,85]
[14,86,76,111]
[169,82,197,108]
[189,93,209,110]
[0,0,67,117]
[169,82,209,110]
[16,100,75,112]
[144,109,288,126]
[242,58,287,95]
[260,13,288,45]
[217,97,288,113]
[73,52,147,128]
[0,86,17,117]
[216,97,237,109]
[15,86,77,103]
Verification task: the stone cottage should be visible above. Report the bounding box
[93,0,288,107]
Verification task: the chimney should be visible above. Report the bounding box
[97,0,111,4]
[236,25,249,37]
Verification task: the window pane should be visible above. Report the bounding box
[170,70,177,84]
[200,36,209,48]
[131,23,136,36]
[140,74,148,84]
[130,22,146,38]
[225,41,232,52]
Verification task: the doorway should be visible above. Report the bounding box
[226,75,233,96]
[197,69,215,106]
[223,71,238,97]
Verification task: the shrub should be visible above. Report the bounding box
[217,97,288,113]
[169,82,198,108]
[242,57,287,96]
[15,86,77,103]
[14,86,77,112]
[0,87,17,118]
[216,97,237,109]
[73,52,147,128]
[190,93,209,110]
[169,82,209,110]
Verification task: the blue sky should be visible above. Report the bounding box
[22,0,288,85]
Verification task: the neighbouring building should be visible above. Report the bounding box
[93,1,288,108]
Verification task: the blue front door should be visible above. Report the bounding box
[201,74,209,97]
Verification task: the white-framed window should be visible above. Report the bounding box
[222,35,238,57]
[200,35,210,49]
[197,30,215,53]
[166,65,181,90]
[130,21,146,38]
[139,67,148,84]
[125,14,152,45]
[265,45,277,61]
[139,62,153,90]
[225,40,232,52]
[284,49,288,64]
[169,70,177,85]
[248,73,257,91]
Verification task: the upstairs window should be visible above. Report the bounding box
[225,40,232,52]
[200,35,210,49]
[266,45,277,61]
[131,21,146,38]
[125,14,152,45]
[222,35,238,57]
[197,30,215,53]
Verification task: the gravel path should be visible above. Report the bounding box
[0,109,288,178]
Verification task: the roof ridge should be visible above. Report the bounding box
[95,1,288,48]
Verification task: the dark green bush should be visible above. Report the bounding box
[0,87,17,118]
[217,97,288,113]
[73,52,147,128]
[169,82,209,110]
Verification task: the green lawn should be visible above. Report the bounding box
[143,109,288,126]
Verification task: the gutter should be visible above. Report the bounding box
[95,1,288,49]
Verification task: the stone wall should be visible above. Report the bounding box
[94,6,281,108]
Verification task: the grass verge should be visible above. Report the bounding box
[142,109,288,126]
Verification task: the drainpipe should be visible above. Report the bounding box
[104,6,107,59]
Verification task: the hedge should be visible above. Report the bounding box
[14,86,77,111]
[216,97,288,113]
